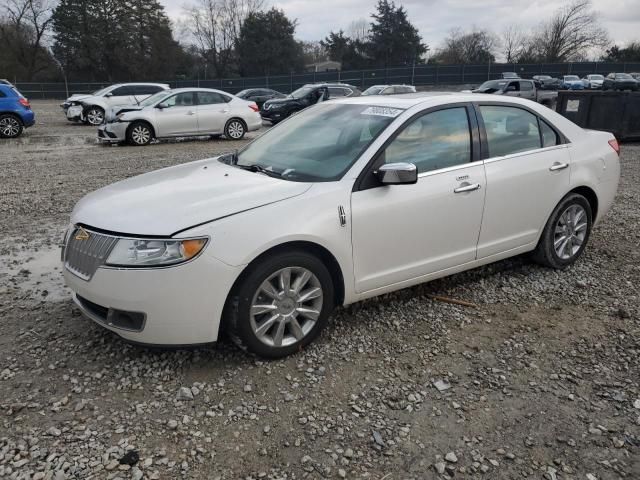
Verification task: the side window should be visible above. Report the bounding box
[506,82,519,92]
[520,81,533,91]
[0,90,5,98]
[540,119,559,147]
[136,85,162,95]
[162,92,195,107]
[197,91,226,105]
[480,106,542,157]
[328,87,345,97]
[384,107,472,174]
[110,86,133,96]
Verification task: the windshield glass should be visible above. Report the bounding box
[139,91,173,107]
[92,86,111,96]
[589,75,603,80]
[617,73,633,79]
[477,80,507,92]
[565,76,579,81]
[234,103,402,182]
[363,86,385,95]
[236,89,250,98]
[290,86,314,99]
[536,76,552,80]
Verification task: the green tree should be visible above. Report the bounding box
[320,30,369,69]
[236,8,303,76]
[367,0,426,67]
[602,42,640,62]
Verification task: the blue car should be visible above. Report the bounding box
[561,75,585,90]
[0,84,35,138]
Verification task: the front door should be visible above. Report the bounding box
[351,105,486,293]
[154,92,199,136]
[475,104,571,258]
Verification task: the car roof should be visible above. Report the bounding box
[110,82,170,87]
[163,87,233,94]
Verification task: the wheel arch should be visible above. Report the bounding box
[127,119,156,139]
[569,185,599,222]
[0,111,23,124]
[225,116,247,132]
[224,240,346,312]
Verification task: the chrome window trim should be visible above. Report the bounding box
[416,159,485,179]
[482,144,569,165]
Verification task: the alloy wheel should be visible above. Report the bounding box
[554,204,588,260]
[0,116,21,137]
[249,267,323,348]
[227,121,244,139]
[86,108,104,125]
[131,125,151,145]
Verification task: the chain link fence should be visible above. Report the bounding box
[14,61,640,99]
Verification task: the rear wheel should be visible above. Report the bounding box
[127,121,153,146]
[224,119,246,140]
[533,193,592,269]
[85,106,105,126]
[0,114,23,138]
[225,251,335,358]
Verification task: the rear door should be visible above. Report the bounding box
[195,91,231,134]
[154,91,199,136]
[475,103,570,258]
[105,85,135,106]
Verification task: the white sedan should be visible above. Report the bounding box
[97,88,262,145]
[62,93,620,357]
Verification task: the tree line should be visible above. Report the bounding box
[0,0,638,83]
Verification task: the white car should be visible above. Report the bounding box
[362,84,417,95]
[97,88,262,145]
[60,83,169,125]
[582,74,604,89]
[62,93,620,358]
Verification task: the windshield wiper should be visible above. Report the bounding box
[236,163,282,178]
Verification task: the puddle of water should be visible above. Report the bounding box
[0,245,70,302]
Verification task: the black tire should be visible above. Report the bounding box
[84,106,105,126]
[224,251,335,358]
[0,113,24,138]
[126,121,153,146]
[224,118,246,140]
[532,193,593,269]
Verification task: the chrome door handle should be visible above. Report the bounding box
[549,162,569,171]
[454,183,481,193]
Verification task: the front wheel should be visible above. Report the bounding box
[85,107,105,126]
[224,119,246,140]
[127,121,153,146]
[0,114,23,138]
[533,193,592,269]
[225,251,335,358]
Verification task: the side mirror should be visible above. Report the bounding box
[104,92,113,97]
[156,103,167,109]
[376,162,418,185]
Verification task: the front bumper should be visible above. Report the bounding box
[63,250,242,345]
[260,108,287,122]
[97,122,128,143]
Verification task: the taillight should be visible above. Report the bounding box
[608,138,620,156]
[248,103,259,112]
[19,97,31,109]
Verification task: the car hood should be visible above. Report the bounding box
[66,94,92,103]
[106,104,145,122]
[71,158,312,236]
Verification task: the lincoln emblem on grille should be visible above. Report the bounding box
[75,227,90,241]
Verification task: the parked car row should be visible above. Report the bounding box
[469,79,558,108]
[501,72,639,91]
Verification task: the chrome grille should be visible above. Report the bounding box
[64,227,118,280]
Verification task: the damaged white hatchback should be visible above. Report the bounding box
[62,93,620,358]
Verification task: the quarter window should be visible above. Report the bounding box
[384,107,472,174]
[480,106,541,157]
[540,119,559,147]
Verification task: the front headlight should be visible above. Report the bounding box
[106,238,208,267]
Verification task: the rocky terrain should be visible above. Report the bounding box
[0,101,638,479]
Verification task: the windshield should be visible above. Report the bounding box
[236,89,250,98]
[564,76,579,81]
[362,86,385,95]
[92,86,111,96]
[477,80,507,92]
[589,75,603,80]
[536,76,552,80]
[617,73,633,79]
[234,103,402,182]
[290,86,314,99]
[139,91,172,107]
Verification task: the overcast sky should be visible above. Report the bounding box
[160,0,640,55]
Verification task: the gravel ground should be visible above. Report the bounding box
[0,100,638,480]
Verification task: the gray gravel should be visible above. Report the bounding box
[0,100,638,479]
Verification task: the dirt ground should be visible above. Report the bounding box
[0,100,638,480]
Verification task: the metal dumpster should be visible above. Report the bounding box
[556,90,640,141]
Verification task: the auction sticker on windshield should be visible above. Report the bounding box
[361,106,404,117]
